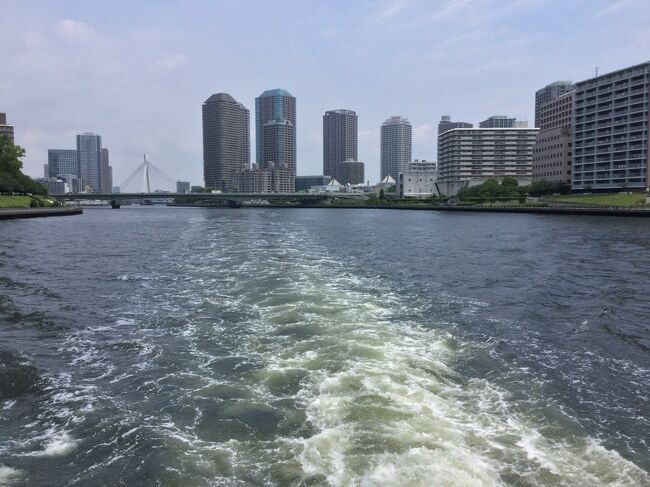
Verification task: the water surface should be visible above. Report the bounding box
[0,207,649,486]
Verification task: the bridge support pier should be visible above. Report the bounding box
[110,200,121,209]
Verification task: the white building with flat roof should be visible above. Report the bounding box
[437,127,538,195]
[397,160,438,198]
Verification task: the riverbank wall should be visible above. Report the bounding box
[168,202,650,217]
[0,207,83,220]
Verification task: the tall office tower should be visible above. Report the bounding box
[323,109,357,179]
[335,160,365,185]
[202,93,250,191]
[0,113,14,142]
[535,81,575,128]
[573,62,650,191]
[48,149,79,178]
[176,181,190,193]
[380,116,412,180]
[100,148,112,194]
[479,115,518,128]
[438,127,539,195]
[532,89,574,183]
[438,115,472,135]
[77,133,102,192]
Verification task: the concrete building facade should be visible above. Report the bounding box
[237,162,294,193]
[34,178,66,195]
[437,127,539,195]
[380,116,412,181]
[202,93,250,191]
[256,89,296,191]
[100,148,112,194]
[535,81,575,128]
[438,115,472,135]
[335,160,365,185]
[479,116,524,128]
[323,109,357,180]
[572,61,650,191]
[0,113,14,142]
[532,90,574,183]
[77,133,102,192]
[397,160,438,198]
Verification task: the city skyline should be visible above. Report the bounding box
[2,0,650,185]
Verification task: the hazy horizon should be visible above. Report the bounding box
[2,0,649,186]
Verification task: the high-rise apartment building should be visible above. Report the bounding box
[437,127,539,195]
[380,116,412,180]
[532,90,574,183]
[438,116,472,135]
[261,119,295,172]
[572,62,650,191]
[77,133,102,192]
[323,109,357,179]
[0,113,14,142]
[100,148,112,194]
[48,149,79,178]
[535,81,575,128]
[255,89,296,192]
[202,93,250,191]
[237,162,294,193]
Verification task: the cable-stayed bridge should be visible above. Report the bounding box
[119,154,177,193]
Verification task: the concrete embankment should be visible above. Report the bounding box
[235,203,650,217]
[0,207,83,220]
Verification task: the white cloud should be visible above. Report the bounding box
[55,19,97,41]
[376,0,414,19]
[595,0,635,18]
[429,0,479,22]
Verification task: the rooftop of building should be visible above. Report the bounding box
[204,93,237,104]
[325,109,356,115]
[383,116,410,125]
[258,88,293,98]
[576,60,650,86]
[440,127,540,135]
[537,81,574,90]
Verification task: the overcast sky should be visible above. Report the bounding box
[2,0,649,185]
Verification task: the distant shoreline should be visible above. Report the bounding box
[167,202,650,217]
[0,207,83,220]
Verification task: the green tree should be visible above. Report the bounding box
[0,136,25,174]
[0,136,47,195]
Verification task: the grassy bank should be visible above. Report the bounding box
[544,193,647,208]
[0,195,58,209]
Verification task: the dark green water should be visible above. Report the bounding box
[0,207,649,486]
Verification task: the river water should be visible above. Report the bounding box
[0,207,649,486]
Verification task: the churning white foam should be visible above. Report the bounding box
[0,465,21,486]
